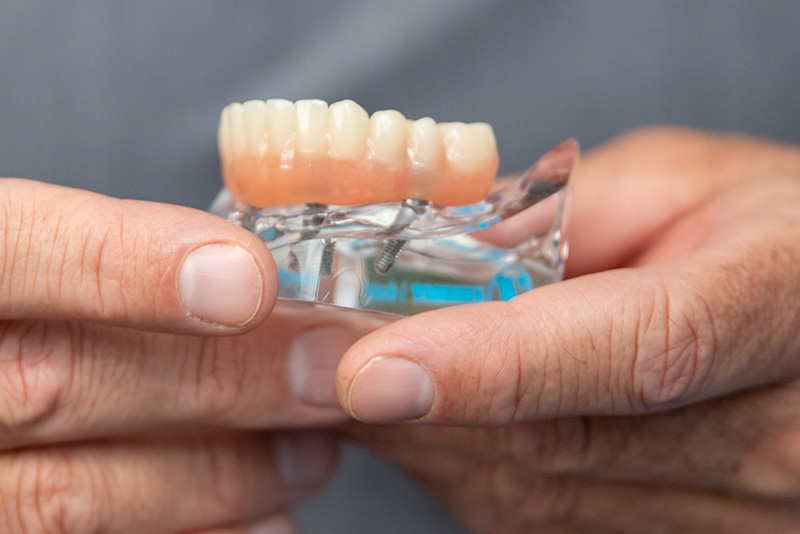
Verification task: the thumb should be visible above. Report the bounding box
[336,258,800,424]
[0,178,277,333]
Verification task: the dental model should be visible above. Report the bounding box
[217,99,499,207]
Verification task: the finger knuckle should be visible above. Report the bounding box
[0,181,139,322]
[506,418,593,474]
[743,414,800,499]
[71,208,134,321]
[184,337,250,420]
[201,439,257,513]
[0,322,75,435]
[2,450,104,534]
[631,282,716,409]
[489,467,580,526]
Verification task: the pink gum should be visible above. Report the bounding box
[222,153,498,208]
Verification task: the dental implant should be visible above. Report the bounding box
[373,198,429,274]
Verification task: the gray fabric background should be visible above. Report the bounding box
[2,1,799,532]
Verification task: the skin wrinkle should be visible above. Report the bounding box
[515,294,565,421]
[476,311,502,422]
[191,336,251,423]
[14,193,32,317]
[532,332,547,424]
[11,324,35,434]
[654,279,671,410]
[0,188,10,305]
[628,284,649,413]
[195,337,219,417]
[667,307,704,402]
[50,208,68,316]
[89,453,112,533]
[75,322,102,433]
[89,209,133,324]
[203,439,244,514]
[23,449,74,534]
[3,193,20,306]
[495,307,522,424]
[607,288,623,415]
[88,223,112,317]
[580,278,615,415]
[0,322,64,436]
[632,274,713,410]
[689,287,719,398]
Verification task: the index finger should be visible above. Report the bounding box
[0,178,277,333]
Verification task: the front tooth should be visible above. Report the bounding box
[369,109,407,165]
[407,117,441,177]
[328,100,369,159]
[224,102,247,156]
[242,100,268,156]
[264,99,295,156]
[295,99,329,156]
[438,122,498,171]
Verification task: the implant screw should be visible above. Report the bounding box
[374,239,409,274]
[289,203,329,273]
[373,199,429,274]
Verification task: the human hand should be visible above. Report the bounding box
[0,179,361,533]
[335,128,800,532]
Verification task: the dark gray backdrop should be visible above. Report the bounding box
[2,2,799,532]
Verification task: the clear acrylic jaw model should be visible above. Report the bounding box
[210,139,577,318]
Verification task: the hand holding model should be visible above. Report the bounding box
[335,128,800,533]
[0,180,353,532]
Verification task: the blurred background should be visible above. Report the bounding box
[2,1,799,532]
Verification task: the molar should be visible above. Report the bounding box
[439,122,497,170]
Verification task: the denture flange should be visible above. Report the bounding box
[218,99,499,207]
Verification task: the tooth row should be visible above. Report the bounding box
[218,99,497,172]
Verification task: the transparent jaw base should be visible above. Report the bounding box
[210,139,577,317]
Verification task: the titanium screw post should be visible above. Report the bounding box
[373,198,429,274]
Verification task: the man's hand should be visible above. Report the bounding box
[336,128,800,532]
[0,179,354,533]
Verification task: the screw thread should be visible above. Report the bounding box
[374,239,408,274]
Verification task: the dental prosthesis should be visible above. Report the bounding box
[210,98,575,318]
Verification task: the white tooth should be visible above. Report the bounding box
[369,109,407,165]
[407,117,441,176]
[264,99,295,156]
[242,100,268,156]
[438,122,497,170]
[295,99,329,156]
[225,102,247,156]
[328,100,369,159]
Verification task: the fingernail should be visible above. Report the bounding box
[347,357,434,422]
[273,431,338,487]
[250,514,297,534]
[288,326,359,407]
[178,244,263,326]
